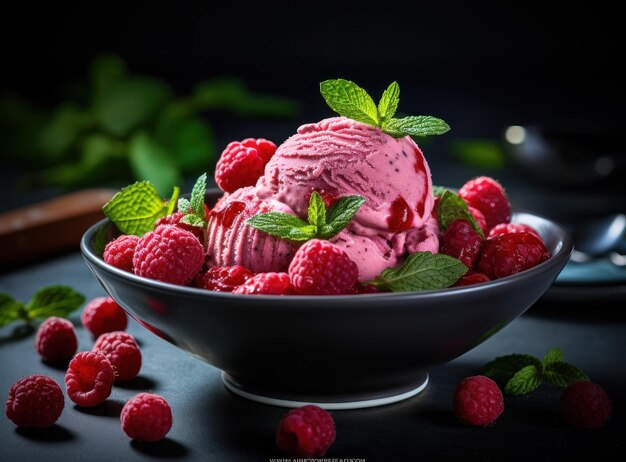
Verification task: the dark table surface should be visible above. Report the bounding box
[1,251,624,461]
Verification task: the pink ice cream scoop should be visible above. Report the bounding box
[208,117,439,280]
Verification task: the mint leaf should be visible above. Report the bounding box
[0,294,26,328]
[320,79,379,127]
[383,116,450,138]
[432,185,447,197]
[246,212,315,241]
[25,285,85,320]
[436,190,485,238]
[308,192,326,229]
[129,132,182,197]
[190,173,207,219]
[543,362,588,387]
[103,180,175,236]
[543,347,564,365]
[377,81,400,121]
[482,354,543,386]
[451,139,505,170]
[505,365,543,395]
[177,198,191,213]
[320,195,367,239]
[372,252,467,292]
[180,215,205,227]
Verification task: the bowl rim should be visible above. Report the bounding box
[81,211,573,304]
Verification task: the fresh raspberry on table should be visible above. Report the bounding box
[93,331,142,382]
[478,232,550,279]
[81,296,128,337]
[453,375,504,426]
[276,405,336,457]
[560,380,612,429]
[155,211,205,242]
[121,393,172,442]
[103,234,139,272]
[35,316,77,362]
[195,265,254,292]
[133,225,205,286]
[288,239,359,295]
[459,176,511,228]
[440,219,484,270]
[65,351,115,407]
[453,272,491,287]
[488,223,542,241]
[6,375,64,428]
[232,272,294,295]
[215,138,277,193]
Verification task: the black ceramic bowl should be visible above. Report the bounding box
[81,190,573,409]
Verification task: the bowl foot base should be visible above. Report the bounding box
[221,372,429,410]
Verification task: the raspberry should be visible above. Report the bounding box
[351,282,380,294]
[478,232,551,279]
[65,351,115,407]
[276,405,336,457]
[133,225,205,285]
[440,219,484,269]
[121,393,172,442]
[195,265,254,292]
[6,375,64,428]
[232,272,293,295]
[35,316,77,362]
[103,234,139,272]
[488,223,542,241]
[459,176,511,228]
[215,138,277,193]
[81,296,128,337]
[289,239,359,295]
[453,272,490,287]
[468,205,488,235]
[155,212,204,242]
[453,375,504,426]
[93,331,142,382]
[560,380,612,429]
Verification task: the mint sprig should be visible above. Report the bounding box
[0,286,85,328]
[436,189,485,238]
[179,173,208,228]
[246,192,365,241]
[483,348,589,395]
[103,180,180,236]
[370,251,467,292]
[320,79,450,138]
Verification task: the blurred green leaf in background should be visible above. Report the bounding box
[0,53,298,195]
[450,139,506,170]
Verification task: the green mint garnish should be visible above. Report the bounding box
[483,348,589,396]
[432,185,447,197]
[179,173,207,228]
[246,192,366,241]
[102,180,180,236]
[320,79,450,138]
[0,286,85,328]
[370,252,467,292]
[436,189,485,238]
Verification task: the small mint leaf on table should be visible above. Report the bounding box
[320,79,379,127]
[505,364,543,395]
[307,192,326,229]
[377,81,400,122]
[0,293,27,327]
[436,190,485,238]
[103,180,179,236]
[543,347,564,365]
[382,116,450,138]
[543,362,588,387]
[371,252,467,292]
[482,354,543,385]
[25,285,85,320]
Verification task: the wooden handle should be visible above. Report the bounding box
[0,189,116,269]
